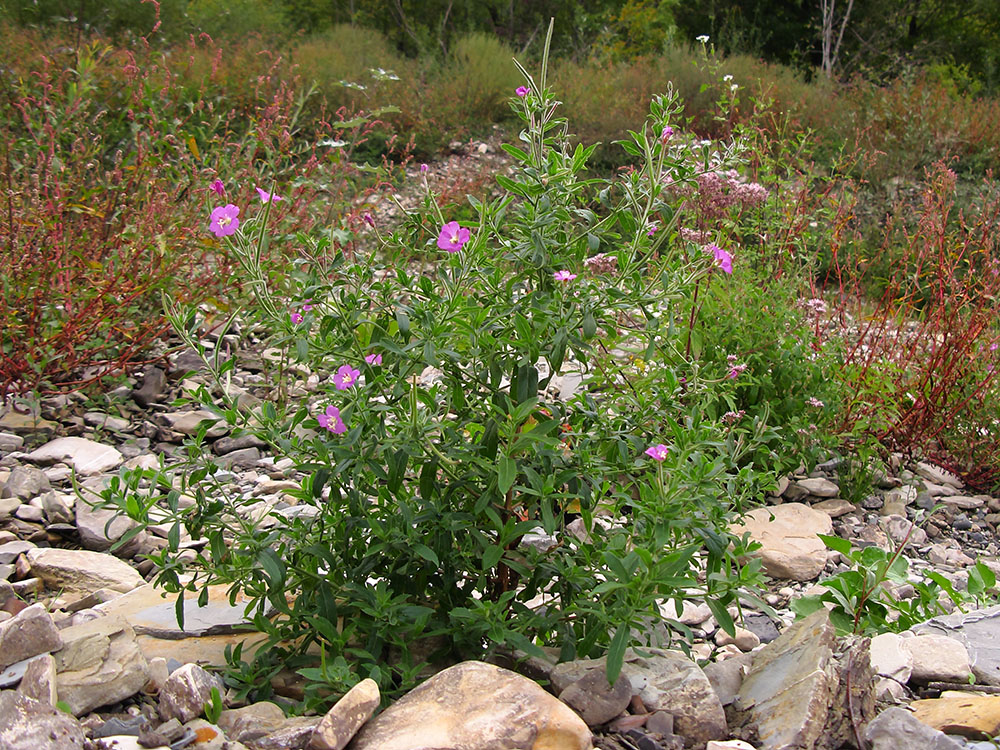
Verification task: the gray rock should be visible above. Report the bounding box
[309,678,380,750]
[215,447,261,468]
[252,716,323,749]
[0,691,87,749]
[558,668,632,727]
[869,633,912,683]
[17,653,57,705]
[915,462,963,489]
[133,366,167,408]
[734,609,836,750]
[26,547,145,594]
[5,466,50,500]
[863,706,963,750]
[54,614,150,715]
[912,607,1000,684]
[14,504,44,522]
[703,653,752,707]
[796,478,840,497]
[40,491,74,524]
[161,411,228,439]
[743,613,781,644]
[0,540,35,565]
[75,487,146,555]
[0,431,25,451]
[551,649,727,746]
[83,411,131,433]
[0,496,21,520]
[0,603,63,670]
[0,657,32,688]
[159,662,223,723]
[213,434,268,456]
[25,437,123,476]
[219,701,288,744]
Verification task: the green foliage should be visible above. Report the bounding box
[97,36,784,705]
[203,686,224,724]
[792,530,998,635]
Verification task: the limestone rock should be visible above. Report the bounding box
[347,661,591,750]
[26,548,145,594]
[0,691,87,749]
[869,633,913,684]
[811,499,855,518]
[912,604,1000,686]
[25,437,123,475]
[900,634,971,683]
[53,615,150,715]
[17,653,58,705]
[5,466,50,500]
[161,410,229,439]
[0,603,63,670]
[309,678,380,750]
[796,478,840,497]
[159,662,223,723]
[558,668,632,727]
[703,654,752,707]
[75,491,146,555]
[911,694,1000,739]
[734,609,836,750]
[730,504,833,581]
[551,649,727,746]
[864,706,963,750]
[219,702,288,744]
[252,716,323,749]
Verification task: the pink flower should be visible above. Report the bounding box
[210,179,225,196]
[363,212,375,227]
[209,204,240,237]
[728,363,747,379]
[301,300,314,312]
[647,223,659,237]
[420,163,429,173]
[660,126,674,143]
[721,410,746,424]
[807,397,825,408]
[710,244,733,274]
[516,86,530,97]
[256,187,283,203]
[290,311,303,325]
[333,364,361,390]
[645,444,669,461]
[317,405,346,435]
[437,221,471,253]
[553,270,577,282]
[364,353,383,366]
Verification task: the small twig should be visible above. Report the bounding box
[926,681,1000,695]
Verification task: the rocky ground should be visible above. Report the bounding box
[4,140,1000,749]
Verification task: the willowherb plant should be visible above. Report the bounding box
[99,27,781,704]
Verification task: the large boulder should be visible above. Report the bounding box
[26,548,145,595]
[730,503,833,581]
[347,661,591,750]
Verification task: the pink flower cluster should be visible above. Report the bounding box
[726,354,747,379]
[721,409,746,424]
[679,227,710,244]
[583,253,618,275]
[668,170,769,220]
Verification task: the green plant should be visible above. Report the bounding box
[791,525,998,634]
[98,26,780,705]
[203,686,224,724]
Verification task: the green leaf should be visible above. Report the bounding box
[498,456,517,495]
[707,598,736,637]
[413,544,439,567]
[482,545,504,570]
[606,624,630,684]
[581,312,597,339]
[818,534,852,556]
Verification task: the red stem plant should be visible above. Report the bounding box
[0,25,394,399]
[823,162,1000,489]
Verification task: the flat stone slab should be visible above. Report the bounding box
[913,604,1000,686]
[25,437,122,475]
[96,583,262,639]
